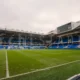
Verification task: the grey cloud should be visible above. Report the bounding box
[0,0,80,33]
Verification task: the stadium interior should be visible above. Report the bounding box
[0,21,80,49]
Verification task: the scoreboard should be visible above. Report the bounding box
[57,22,72,34]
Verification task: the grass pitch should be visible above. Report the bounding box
[0,49,80,80]
[0,50,6,78]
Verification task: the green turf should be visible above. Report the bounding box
[0,50,6,78]
[0,49,80,80]
[7,50,46,76]
[5,61,80,80]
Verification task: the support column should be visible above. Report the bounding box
[61,36,64,48]
[24,35,26,46]
[68,35,69,47]
[8,34,14,45]
[71,34,73,44]
[40,35,44,45]
[18,34,21,46]
[58,37,61,48]
[79,35,80,46]
[30,33,32,46]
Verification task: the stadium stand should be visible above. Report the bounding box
[0,21,80,49]
[0,29,46,49]
[49,21,80,49]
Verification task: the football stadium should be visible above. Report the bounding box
[0,21,80,80]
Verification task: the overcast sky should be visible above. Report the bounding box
[0,0,80,34]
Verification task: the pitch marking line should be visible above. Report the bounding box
[5,50,9,78]
[67,73,80,80]
[0,60,80,80]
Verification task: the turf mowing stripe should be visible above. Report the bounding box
[5,50,9,78]
[0,60,80,80]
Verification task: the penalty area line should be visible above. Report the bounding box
[0,60,80,80]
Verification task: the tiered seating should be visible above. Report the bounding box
[62,37,68,43]
[58,44,63,48]
[64,44,68,48]
[12,38,18,43]
[67,44,79,48]
[49,35,80,49]
[73,36,79,42]
[52,44,58,48]
[0,45,4,49]
[55,39,59,43]
[3,38,9,43]
[48,44,57,49]
[68,44,72,48]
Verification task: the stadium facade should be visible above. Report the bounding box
[0,21,80,49]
